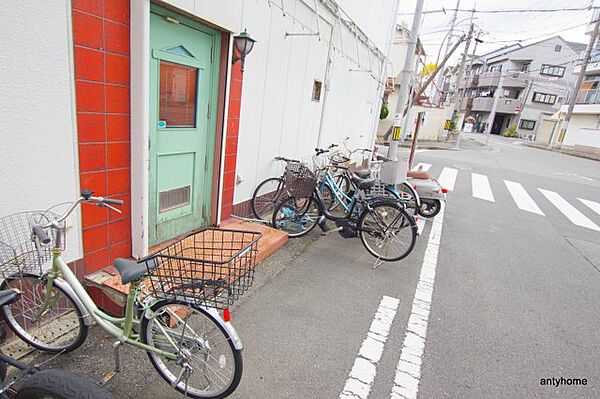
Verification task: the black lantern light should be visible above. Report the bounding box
[232,29,256,72]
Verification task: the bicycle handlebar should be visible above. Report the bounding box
[274,156,300,163]
[32,225,51,244]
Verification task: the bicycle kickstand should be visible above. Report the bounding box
[98,340,123,386]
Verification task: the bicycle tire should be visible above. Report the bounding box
[0,275,88,353]
[15,369,117,399]
[418,199,442,218]
[358,200,417,262]
[272,196,322,238]
[251,177,285,220]
[141,300,243,399]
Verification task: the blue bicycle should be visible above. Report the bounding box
[272,159,417,262]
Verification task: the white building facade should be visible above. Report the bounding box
[0,0,399,279]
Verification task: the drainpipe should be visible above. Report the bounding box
[316,17,336,147]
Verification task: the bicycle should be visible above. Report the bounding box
[250,156,299,221]
[0,191,261,398]
[272,163,417,262]
[0,288,118,399]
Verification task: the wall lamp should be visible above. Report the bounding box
[232,29,256,72]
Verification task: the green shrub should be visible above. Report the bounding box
[503,124,519,138]
[380,103,389,119]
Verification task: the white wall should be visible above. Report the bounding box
[563,114,600,148]
[0,1,82,262]
[161,0,395,204]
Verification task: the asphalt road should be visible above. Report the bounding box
[24,133,600,399]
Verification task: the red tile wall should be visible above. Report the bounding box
[221,63,243,220]
[72,0,131,275]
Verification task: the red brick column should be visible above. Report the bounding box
[221,62,243,220]
[72,0,132,276]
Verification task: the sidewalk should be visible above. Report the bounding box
[521,141,600,162]
[380,134,488,151]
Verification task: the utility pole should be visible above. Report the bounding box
[451,8,475,149]
[484,72,505,145]
[515,79,533,131]
[435,0,461,105]
[560,11,600,147]
[387,0,424,160]
[463,29,482,122]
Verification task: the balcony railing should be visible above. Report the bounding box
[576,88,600,104]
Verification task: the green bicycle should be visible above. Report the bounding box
[0,191,261,398]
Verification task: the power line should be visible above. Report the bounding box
[398,6,595,16]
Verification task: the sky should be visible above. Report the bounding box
[397,0,594,66]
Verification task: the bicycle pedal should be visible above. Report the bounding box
[98,370,119,386]
[321,226,343,236]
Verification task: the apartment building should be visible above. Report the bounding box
[558,11,600,153]
[447,37,585,137]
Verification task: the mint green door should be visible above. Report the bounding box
[149,6,221,246]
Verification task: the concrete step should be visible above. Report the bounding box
[86,221,288,313]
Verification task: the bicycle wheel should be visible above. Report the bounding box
[15,369,117,399]
[272,196,322,238]
[397,182,418,215]
[251,177,285,220]
[141,300,243,399]
[358,200,417,261]
[0,276,88,353]
[418,199,441,218]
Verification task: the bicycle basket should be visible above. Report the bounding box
[144,228,261,309]
[284,163,318,198]
[0,211,62,278]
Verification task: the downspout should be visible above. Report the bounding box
[316,16,336,147]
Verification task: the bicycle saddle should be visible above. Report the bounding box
[407,170,430,180]
[0,288,21,307]
[351,176,376,190]
[353,170,371,179]
[114,258,154,284]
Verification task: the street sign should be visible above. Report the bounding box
[444,119,451,130]
[392,126,402,141]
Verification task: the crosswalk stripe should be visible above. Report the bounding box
[578,198,600,217]
[411,163,431,172]
[539,189,600,232]
[471,173,495,202]
[437,167,457,191]
[503,180,544,215]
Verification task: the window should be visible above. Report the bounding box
[532,92,557,105]
[521,63,530,72]
[489,64,503,72]
[312,80,322,101]
[159,61,198,128]
[519,119,536,130]
[540,64,565,77]
[555,45,562,52]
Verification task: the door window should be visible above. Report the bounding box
[159,61,198,128]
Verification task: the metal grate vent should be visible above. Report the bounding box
[159,185,191,212]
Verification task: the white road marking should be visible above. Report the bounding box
[416,218,426,236]
[437,167,457,191]
[340,296,400,399]
[390,205,445,399]
[411,163,432,172]
[471,173,495,202]
[539,189,600,232]
[578,198,600,217]
[503,180,544,215]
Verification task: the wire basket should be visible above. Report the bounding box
[144,228,262,310]
[284,163,318,198]
[365,182,387,198]
[0,211,62,278]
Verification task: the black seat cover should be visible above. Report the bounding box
[0,288,21,307]
[114,258,150,284]
[351,176,376,190]
[353,170,371,179]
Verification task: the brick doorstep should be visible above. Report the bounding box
[86,220,288,310]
